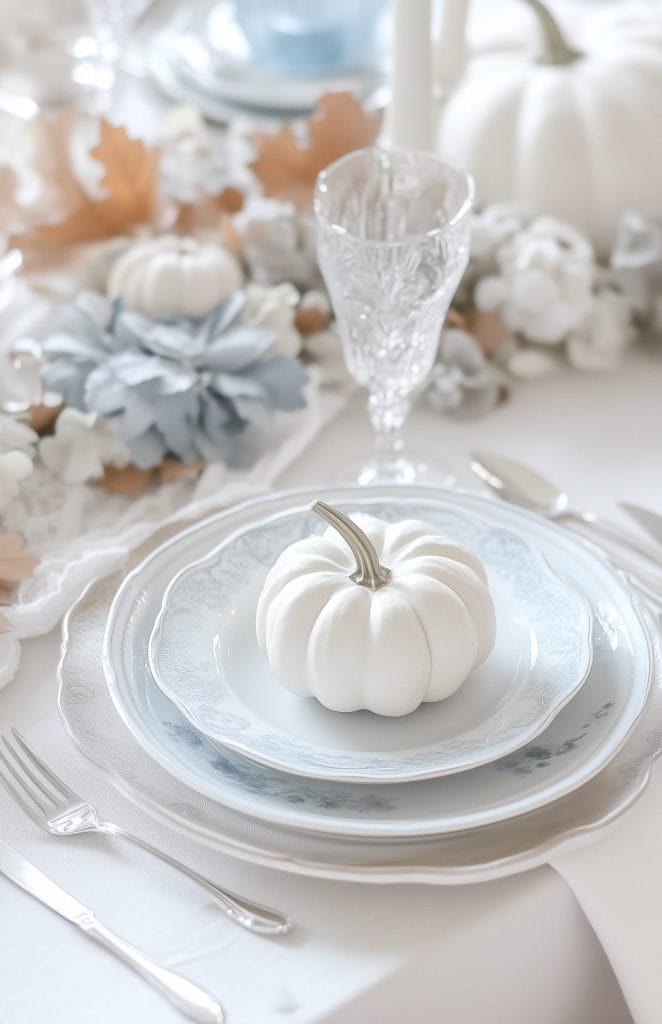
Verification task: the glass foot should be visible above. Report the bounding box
[330,452,455,487]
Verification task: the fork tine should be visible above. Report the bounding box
[1,735,62,806]
[0,745,51,815]
[10,729,77,801]
[0,761,45,823]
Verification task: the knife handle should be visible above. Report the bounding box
[80,914,223,1023]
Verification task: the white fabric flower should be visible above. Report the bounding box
[160,105,252,203]
[505,346,559,379]
[0,450,33,510]
[566,289,635,371]
[0,630,20,690]
[470,204,524,264]
[0,414,37,454]
[233,196,321,291]
[39,410,130,485]
[475,217,596,345]
[241,283,302,358]
[0,412,37,510]
[426,329,502,419]
[0,277,53,409]
[303,327,349,387]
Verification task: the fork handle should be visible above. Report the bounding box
[100,823,292,935]
[563,510,662,573]
[82,915,223,1023]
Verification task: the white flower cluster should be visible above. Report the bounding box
[159,106,254,204]
[469,208,636,375]
[0,266,343,493]
[0,414,37,511]
[233,196,321,292]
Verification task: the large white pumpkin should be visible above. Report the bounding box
[107,235,244,318]
[438,1,662,255]
[256,502,496,717]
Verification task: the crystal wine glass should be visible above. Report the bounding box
[314,147,473,485]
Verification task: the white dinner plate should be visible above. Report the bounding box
[60,486,661,884]
[100,486,653,840]
[148,504,593,783]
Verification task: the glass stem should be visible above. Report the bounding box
[368,393,409,466]
[375,427,405,462]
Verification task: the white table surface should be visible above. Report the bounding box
[2,349,662,1024]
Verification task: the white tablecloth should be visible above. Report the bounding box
[2,350,662,1024]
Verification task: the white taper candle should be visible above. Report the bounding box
[434,0,470,97]
[387,0,433,150]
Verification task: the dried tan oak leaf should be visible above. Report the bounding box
[100,463,154,497]
[29,402,63,435]
[11,113,159,252]
[174,189,243,237]
[159,458,205,484]
[0,535,39,608]
[250,92,382,209]
[466,309,511,355]
[101,457,205,495]
[0,165,20,235]
[295,304,330,336]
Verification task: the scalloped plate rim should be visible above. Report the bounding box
[146,502,595,783]
[96,486,655,839]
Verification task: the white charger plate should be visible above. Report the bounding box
[60,486,661,884]
[148,504,593,783]
[100,486,653,840]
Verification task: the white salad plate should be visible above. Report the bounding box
[60,486,661,884]
[148,4,386,121]
[148,504,593,783]
[99,487,653,840]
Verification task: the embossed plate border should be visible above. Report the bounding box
[58,486,662,882]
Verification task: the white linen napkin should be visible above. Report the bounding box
[551,722,662,1024]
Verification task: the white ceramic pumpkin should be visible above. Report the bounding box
[107,235,244,318]
[256,502,496,717]
[437,0,662,255]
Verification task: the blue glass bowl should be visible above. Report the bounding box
[233,0,386,76]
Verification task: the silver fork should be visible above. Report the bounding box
[0,729,292,936]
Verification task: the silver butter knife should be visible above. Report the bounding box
[0,838,223,1023]
[620,502,662,548]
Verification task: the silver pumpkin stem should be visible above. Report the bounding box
[311,501,391,590]
[520,0,582,65]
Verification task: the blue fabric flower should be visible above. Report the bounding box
[41,290,308,469]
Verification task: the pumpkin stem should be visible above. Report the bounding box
[520,0,582,65]
[311,501,391,590]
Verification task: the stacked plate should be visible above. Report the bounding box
[58,485,661,884]
[147,1,389,124]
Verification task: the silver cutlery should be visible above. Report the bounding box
[620,502,662,548]
[0,837,223,1023]
[470,451,662,573]
[0,729,291,936]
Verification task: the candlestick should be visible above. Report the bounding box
[387,0,433,150]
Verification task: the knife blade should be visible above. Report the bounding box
[0,836,94,924]
[0,838,223,1022]
[620,502,662,548]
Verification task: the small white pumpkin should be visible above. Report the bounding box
[437,0,662,255]
[107,235,244,318]
[256,502,496,717]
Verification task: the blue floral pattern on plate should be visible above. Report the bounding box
[101,488,653,839]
